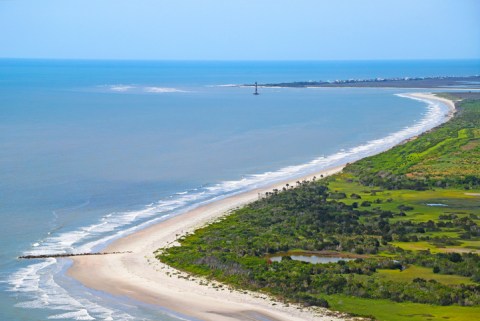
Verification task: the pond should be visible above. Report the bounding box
[269,254,354,264]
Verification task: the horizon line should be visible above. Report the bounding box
[1,57,480,62]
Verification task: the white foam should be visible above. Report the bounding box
[144,87,187,93]
[7,259,134,321]
[48,310,95,320]
[104,85,188,94]
[109,85,134,92]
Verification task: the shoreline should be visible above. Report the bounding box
[405,92,456,117]
[245,75,480,89]
[68,93,456,321]
[69,166,347,321]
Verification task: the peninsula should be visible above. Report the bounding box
[157,92,480,321]
[249,75,480,89]
[69,92,480,321]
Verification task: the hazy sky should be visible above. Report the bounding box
[1,0,479,60]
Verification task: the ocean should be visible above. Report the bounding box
[1,59,479,321]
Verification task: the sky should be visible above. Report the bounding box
[0,0,479,60]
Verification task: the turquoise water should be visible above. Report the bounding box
[1,60,479,320]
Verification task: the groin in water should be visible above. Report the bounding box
[18,251,132,259]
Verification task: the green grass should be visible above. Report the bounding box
[376,265,475,285]
[391,240,480,254]
[327,176,480,254]
[323,294,480,321]
[460,239,480,250]
[329,178,479,222]
[390,241,443,252]
[423,230,461,238]
[345,98,480,184]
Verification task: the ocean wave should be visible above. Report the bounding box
[7,259,135,321]
[102,85,188,94]
[109,85,135,92]
[7,93,450,320]
[144,87,187,93]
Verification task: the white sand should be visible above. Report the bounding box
[68,93,456,321]
[407,92,456,116]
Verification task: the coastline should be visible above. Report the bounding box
[69,166,347,321]
[68,93,456,321]
[405,92,456,117]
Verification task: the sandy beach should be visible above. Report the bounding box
[68,93,456,321]
[407,92,457,117]
[69,166,347,321]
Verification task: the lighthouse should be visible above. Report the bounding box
[253,82,259,95]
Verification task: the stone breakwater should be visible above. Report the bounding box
[18,251,132,259]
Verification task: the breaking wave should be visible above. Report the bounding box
[101,85,189,94]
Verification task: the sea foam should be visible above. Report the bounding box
[144,87,187,93]
[102,85,188,94]
[109,85,135,92]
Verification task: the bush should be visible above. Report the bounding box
[398,204,414,211]
[330,192,347,199]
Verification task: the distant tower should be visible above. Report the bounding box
[253,82,259,95]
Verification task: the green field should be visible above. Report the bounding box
[326,178,480,254]
[376,265,475,285]
[344,96,480,185]
[324,295,480,321]
[328,180,480,222]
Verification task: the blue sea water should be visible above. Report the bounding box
[0,59,479,321]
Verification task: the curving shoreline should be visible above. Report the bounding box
[69,166,347,321]
[68,93,456,321]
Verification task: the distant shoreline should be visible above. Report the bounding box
[245,75,480,89]
[68,93,456,321]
